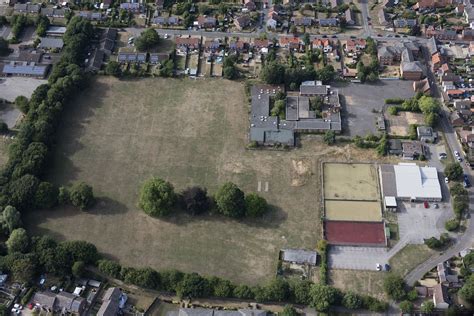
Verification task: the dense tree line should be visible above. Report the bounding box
[139,178,269,219]
[97,258,387,312]
[260,61,335,88]
[387,94,441,127]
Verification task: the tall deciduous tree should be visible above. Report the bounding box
[139,177,176,217]
[214,182,245,218]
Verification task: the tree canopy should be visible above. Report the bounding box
[244,193,268,217]
[7,228,29,253]
[383,274,406,301]
[135,28,160,52]
[1,206,21,235]
[445,163,463,181]
[70,182,94,210]
[214,182,245,218]
[181,186,209,215]
[139,177,176,217]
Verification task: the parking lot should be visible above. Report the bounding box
[335,80,415,137]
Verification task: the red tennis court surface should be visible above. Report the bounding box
[325,221,386,246]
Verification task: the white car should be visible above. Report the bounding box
[455,151,460,157]
[376,263,382,271]
[445,177,449,183]
[164,34,169,39]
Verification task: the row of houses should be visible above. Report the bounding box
[13,4,69,17]
[117,51,170,64]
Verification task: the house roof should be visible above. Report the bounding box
[300,82,328,95]
[402,141,424,157]
[281,249,318,265]
[433,284,449,305]
[325,221,386,246]
[56,291,84,313]
[2,62,49,77]
[33,292,56,308]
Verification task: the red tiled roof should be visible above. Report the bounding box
[325,221,386,246]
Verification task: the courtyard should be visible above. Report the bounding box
[23,77,388,285]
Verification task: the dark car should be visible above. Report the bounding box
[395,34,400,37]
[332,35,337,38]
[384,264,391,271]
[464,175,471,187]
[350,35,356,39]
[322,35,328,38]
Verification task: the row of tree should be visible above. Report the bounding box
[0,17,95,215]
[387,94,441,127]
[138,177,269,218]
[97,259,388,312]
[261,61,335,88]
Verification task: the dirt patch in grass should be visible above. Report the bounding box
[290,159,312,187]
[329,269,385,300]
[389,244,435,277]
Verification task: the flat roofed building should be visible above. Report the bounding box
[380,163,442,201]
[384,196,397,211]
[281,249,318,265]
[38,37,64,50]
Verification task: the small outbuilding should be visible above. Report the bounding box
[280,249,318,266]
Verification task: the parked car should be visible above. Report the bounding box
[433,203,439,209]
[457,156,463,162]
[424,201,429,208]
[464,175,470,187]
[455,151,460,157]
[439,153,447,159]
[376,263,382,271]
[445,177,449,183]
[384,264,391,271]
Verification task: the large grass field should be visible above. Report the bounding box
[24,77,395,285]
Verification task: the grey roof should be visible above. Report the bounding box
[38,37,64,49]
[300,84,328,95]
[179,308,214,316]
[120,2,140,9]
[281,248,318,265]
[427,37,438,55]
[56,291,85,313]
[149,53,169,64]
[46,26,67,35]
[3,62,48,77]
[401,61,424,73]
[118,52,146,63]
[319,18,338,26]
[98,287,122,316]
[33,292,56,308]
[91,49,104,70]
[393,19,417,28]
[380,164,397,197]
[417,125,433,137]
[286,96,298,121]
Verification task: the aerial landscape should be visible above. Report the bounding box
[0,0,473,314]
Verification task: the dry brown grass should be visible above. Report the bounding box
[24,77,396,286]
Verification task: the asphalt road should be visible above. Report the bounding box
[404,45,474,286]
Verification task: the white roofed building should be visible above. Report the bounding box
[379,163,442,202]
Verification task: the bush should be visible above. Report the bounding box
[214,182,245,218]
[323,130,336,145]
[342,292,362,309]
[97,259,122,278]
[72,261,85,278]
[21,287,34,305]
[280,305,299,316]
[445,218,460,231]
[34,182,58,209]
[244,193,268,217]
[445,163,463,181]
[385,98,405,105]
[399,300,414,313]
[138,177,176,217]
[387,106,399,115]
[176,273,211,298]
[383,274,406,301]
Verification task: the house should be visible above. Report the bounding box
[417,126,437,142]
[56,291,86,315]
[32,291,86,315]
[388,139,403,155]
[318,18,338,27]
[344,8,355,25]
[433,284,450,309]
[46,26,66,37]
[414,0,453,10]
[156,0,164,9]
[402,141,424,160]
[291,17,313,27]
[280,249,318,266]
[378,46,403,65]
[234,15,251,30]
[229,40,247,53]
[446,89,465,99]
[149,53,169,65]
[463,29,474,41]
[437,262,460,285]
[426,36,438,56]
[41,8,69,18]
[175,37,200,52]
[120,2,141,11]
[312,39,332,53]
[451,111,466,127]
[79,11,104,21]
[90,49,104,71]
[97,287,127,316]
[117,52,147,64]
[204,39,221,53]
[196,16,217,29]
[100,28,117,55]
[279,37,301,51]
[14,3,40,13]
[393,19,417,28]
[330,0,339,7]
[345,38,366,53]
[252,39,270,50]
